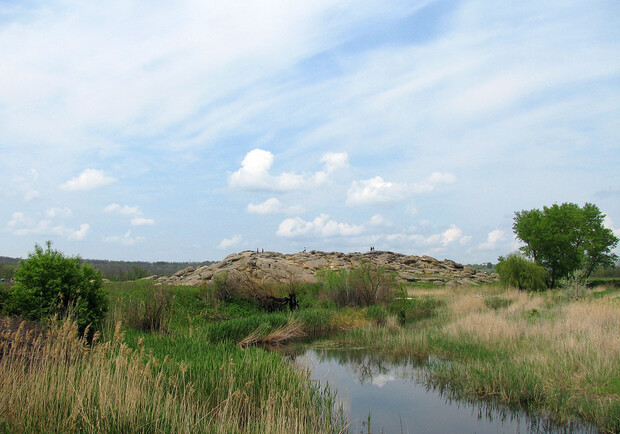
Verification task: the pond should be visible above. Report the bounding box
[288,348,598,434]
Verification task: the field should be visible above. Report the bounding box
[1,279,619,433]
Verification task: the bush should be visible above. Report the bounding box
[559,271,590,300]
[496,253,547,291]
[4,242,108,331]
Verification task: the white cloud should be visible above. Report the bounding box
[411,172,457,194]
[248,198,283,214]
[60,169,115,191]
[218,234,243,249]
[104,230,142,246]
[131,217,155,226]
[67,223,90,240]
[105,203,154,226]
[603,216,620,249]
[384,224,470,249]
[46,207,72,218]
[104,203,140,216]
[11,169,39,201]
[247,197,303,215]
[347,172,456,206]
[320,152,349,173]
[276,214,364,238]
[369,214,386,226]
[6,211,89,240]
[346,176,409,206]
[229,149,348,192]
[478,229,506,250]
[7,212,26,228]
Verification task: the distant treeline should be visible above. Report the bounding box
[0,256,215,281]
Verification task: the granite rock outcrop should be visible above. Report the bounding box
[156,250,497,286]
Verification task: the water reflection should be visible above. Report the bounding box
[285,348,598,434]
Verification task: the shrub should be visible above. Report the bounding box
[318,261,401,307]
[559,271,590,300]
[496,253,547,291]
[5,242,108,331]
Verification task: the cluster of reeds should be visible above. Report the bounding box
[0,317,345,433]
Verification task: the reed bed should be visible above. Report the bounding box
[0,317,344,433]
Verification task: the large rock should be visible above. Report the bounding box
[157,250,498,287]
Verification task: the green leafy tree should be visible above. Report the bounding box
[496,253,547,291]
[5,242,108,331]
[513,203,618,287]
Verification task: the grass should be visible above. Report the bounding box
[0,316,345,433]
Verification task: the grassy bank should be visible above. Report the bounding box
[0,281,348,433]
[328,285,620,433]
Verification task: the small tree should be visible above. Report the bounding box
[496,253,547,291]
[513,202,618,287]
[5,242,108,331]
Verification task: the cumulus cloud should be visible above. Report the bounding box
[346,176,409,206]
[229,149,348,191]
[347,172,456,206]
[60,169,115,191]
[247,197,303,215]
[67,223,90,240]
[218,234,243,249]
[105,203,154,226]
[276,214,364,238]
[478,229,506,250]
[426,225,470,247]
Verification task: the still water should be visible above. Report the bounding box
[291,348,597,434]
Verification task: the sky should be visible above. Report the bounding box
[1,0,619,263]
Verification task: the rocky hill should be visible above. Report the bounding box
[156,250,497,287]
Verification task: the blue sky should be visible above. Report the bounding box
[1,0,619,263]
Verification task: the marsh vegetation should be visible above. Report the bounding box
[1,243,618,433]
